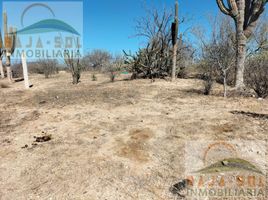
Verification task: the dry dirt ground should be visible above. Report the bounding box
[0,72,268,200]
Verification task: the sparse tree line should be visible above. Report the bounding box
[3,49,125,83]
[196,12,268,98]
[122,0,268,98]
[1,0,268,98]
[80,50,125,82]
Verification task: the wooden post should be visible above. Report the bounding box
[0,59,4,79]
[6,51,13,82]
[172,43,178,81]
[21,52,30,89]
[4,13,12,82]
[0,29,4,79]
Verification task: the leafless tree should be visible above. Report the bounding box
[248,16,268,55]
[83,49,112,71]
[194,15,236,97]
[125,5,193,79]
[216,0,268,90]
[245,16,268,98]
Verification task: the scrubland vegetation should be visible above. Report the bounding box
[1,1,268,199]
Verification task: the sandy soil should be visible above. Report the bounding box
[0,72,268,200]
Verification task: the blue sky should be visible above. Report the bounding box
[0,0,220,55]
[87,0,219,54]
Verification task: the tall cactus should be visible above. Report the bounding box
[64,50,81,84]
[3,11,17,82]
[171,1,179,82]
[216,0,267,89]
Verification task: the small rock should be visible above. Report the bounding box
[21,144,28,149]
[39,100,46,105]
[222,160,229,166]
[170,179,193,197]
[237,177,243,182]
[34,135,51,143]
[3,139,11,144]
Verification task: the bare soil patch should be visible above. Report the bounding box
[116,128,154,163]
[0,73,267,199]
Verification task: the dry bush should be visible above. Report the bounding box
[201,63,215,95]
[177,65,187,78]
[108,55,124,82]
[24,60,59,78]
[245,53,268,98]
[91,74,97,81]
[203,75,213,95]
[11,62,23,78]
[244,17,268,98]
[82,49,112,71]
[36,59,58,78]
[10,60,59,79]
[124,6,193,79]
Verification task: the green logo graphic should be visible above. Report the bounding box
[196,157,263,174]
[16,19,80,35]
[16,3,80,35]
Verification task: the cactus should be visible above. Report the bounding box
[3,11,17,82]
[216,0,267,89]
[171,1,179,46]
[91,73,97,81]
[171,1,179,81]
[64,50,81,84]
